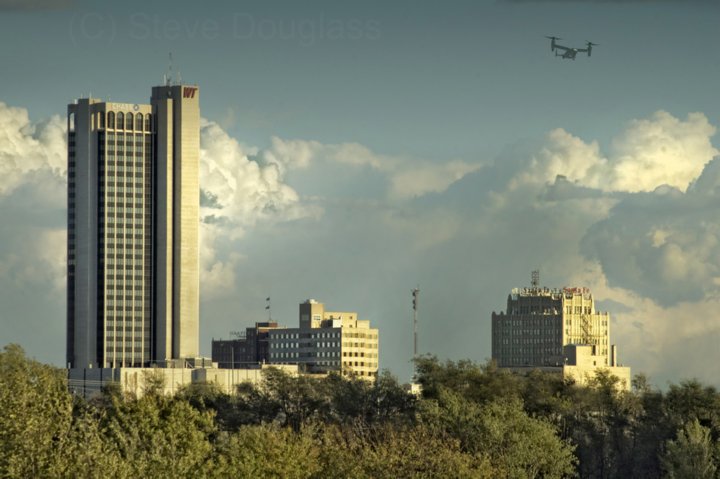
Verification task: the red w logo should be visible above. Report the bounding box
[183,87,197,99]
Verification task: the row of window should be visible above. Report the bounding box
[107,132,147,140]
[103,160,150,168]
[342,352,378,358]
[105,285,147,291]
[105,294,146,301]
[104,202,146,209]
[503,338,560,345]
[343,332,378,339]
[499,320,561,327]
[103,243,147,250]
[499,329,561,337]
[105,301,150,309]
[105,274,150,280]
[101,193,149,200]
[500,348,562,355]
[271,332,342,340]
[105,111,152,131]
[104,317,148,324]
[342,361,376,368]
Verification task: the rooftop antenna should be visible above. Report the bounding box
[265,296,271,321]
[412,287,420,360]
[164,52,174,86]
[531,269,540,289]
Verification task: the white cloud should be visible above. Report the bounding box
[261,137,482,200]
[0,103,67,294]
[608,111,717,192]
[511,111,718,194]
[199,222,244,300]
[200,120,315,229]
[582,160,720,306]
[198,120,321,297]
[389,160,482,200]
[0,102,66,198]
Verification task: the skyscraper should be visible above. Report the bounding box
[66,83,200,369]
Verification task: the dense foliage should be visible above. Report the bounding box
[2,345,719,477]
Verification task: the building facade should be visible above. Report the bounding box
[492,285,611,368]
[268,300,380,379]
[67,363,299,399]
[67,83,200,369]
[491,279,630,389]
[211,322,284,368]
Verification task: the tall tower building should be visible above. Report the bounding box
[67,83,200,368]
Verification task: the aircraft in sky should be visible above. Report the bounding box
[546,36,598,60]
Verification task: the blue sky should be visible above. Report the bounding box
[1,0,720,386]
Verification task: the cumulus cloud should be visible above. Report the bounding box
[581,159,720,306]
[514,111,718,194]
[199,120,314,230]
[261,137,482,200]
[0,102,67,294]
[0,102,66,198]
[565,264,720,386]
[198,120,322,298]
[608,111,717,192]
[199,222,244,300]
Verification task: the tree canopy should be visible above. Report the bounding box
[4,345,720,478]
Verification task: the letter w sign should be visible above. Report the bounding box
[183,87,198,99]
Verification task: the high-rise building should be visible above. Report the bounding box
[268,299,380,379]
[491,274,630,389]
[66,83,200,369]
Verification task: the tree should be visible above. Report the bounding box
[414,355,522,404]
[0,344,74,477]
[215,424,321,478]
[661,418,718,479]
[102,393,217,477]
[314,422,494,479]
[419,389,577,478]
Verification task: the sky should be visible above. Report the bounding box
[1,0,720,387]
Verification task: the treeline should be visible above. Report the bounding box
[1,344,718,478]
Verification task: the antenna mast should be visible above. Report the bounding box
[164,52,174,86]
[412,287,420,359]
[531,269,540,290]
[265,297,271,321]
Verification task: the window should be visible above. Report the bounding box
[125,112,133,130]
[135,113,143,130]
[145,113,152,131]
[116,112,124,130]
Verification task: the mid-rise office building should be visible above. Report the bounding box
[268,300,380,379]
[491,275,630,389]
[211,322,284,368]
[66,82,200,368]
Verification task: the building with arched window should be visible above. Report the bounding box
[67,84,200,369]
